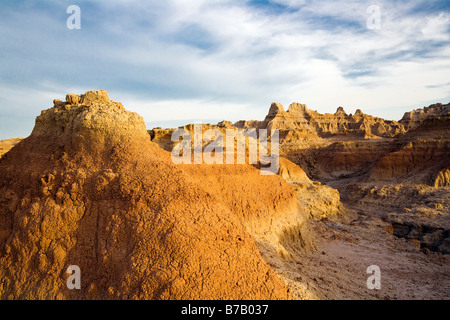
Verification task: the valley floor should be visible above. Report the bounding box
[272,204,450,300]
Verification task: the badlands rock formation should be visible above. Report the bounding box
[399,103,450,131]
[236,102,405,138]
[1,94,448,300]
[278,158,351,222]
[232,101,449,259]
[0,91,317,299]
[369,104,450,185]
[236,101,449,186]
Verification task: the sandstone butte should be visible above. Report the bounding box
[0,90,317,300]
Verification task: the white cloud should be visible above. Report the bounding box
[0,0,449,138]
[120,95,256,124]
[421,12,450,41]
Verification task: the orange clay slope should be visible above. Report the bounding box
[0,90,314,299]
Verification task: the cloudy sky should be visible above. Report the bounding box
[0,0,449,139]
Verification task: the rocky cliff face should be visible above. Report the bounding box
[146,101,449,186]
[232,101,449,186]
[236,102,406,139]
[434,168,450,187]
[399,103,450,131]
[369,107,450,185]
[0,91,317,299]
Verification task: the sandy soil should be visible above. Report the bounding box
[271,213,450,300]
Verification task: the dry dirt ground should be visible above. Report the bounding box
[271,211,450,300]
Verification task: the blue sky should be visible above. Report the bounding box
[1,0,449,139]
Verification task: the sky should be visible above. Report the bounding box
[0,0,449,139]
